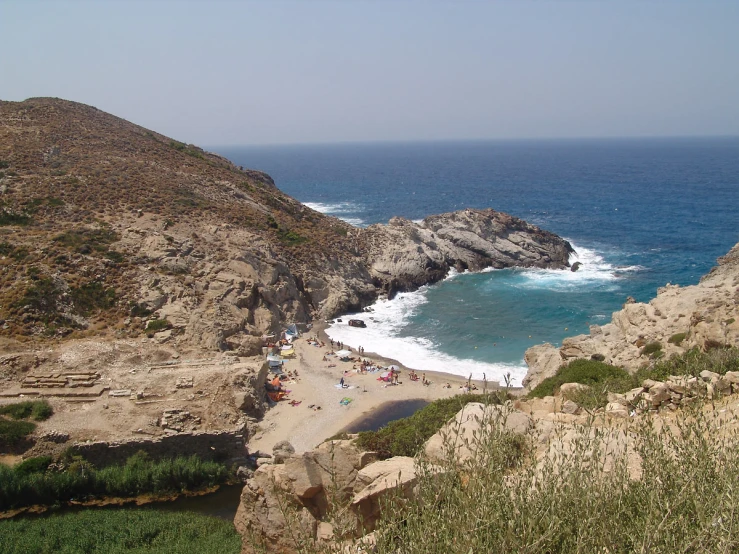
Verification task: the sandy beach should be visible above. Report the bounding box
[248,324,499,454]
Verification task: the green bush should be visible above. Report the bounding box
[668,332,687,345]
[355,394,487,458]
[69,281,116,315]
[640,341,663,357]
[528,359,633,399]
[145,318,171,332]
[0,400,53,421]
[0,419,36,446]
[0,508,242,553]
[13,456,52,476]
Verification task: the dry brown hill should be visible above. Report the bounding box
[0,97,572,352]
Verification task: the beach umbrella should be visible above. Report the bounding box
[388,365,400,372]
[335,349,352,358]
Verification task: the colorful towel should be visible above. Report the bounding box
[339,397,353,406]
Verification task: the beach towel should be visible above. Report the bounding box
[339,397,353,406]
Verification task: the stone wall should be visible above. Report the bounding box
[69,426,248,467]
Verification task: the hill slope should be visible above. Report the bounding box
[0,97,572,352]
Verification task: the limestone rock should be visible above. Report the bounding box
[272,440,296,464]
[424,403,531,464]
[351,456,418,533]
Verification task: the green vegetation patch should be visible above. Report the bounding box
[0,400,53,421]
[145,318,171,333]
[355,393,487,458]
[0,451,232,511]
[69,281,116,315]
[528,359,633,399]
[53,227,119,256]
[0,419,36,447]
[668,332,687,346]
[640,341,663,358]
[635,347,739,383]
[370,408,739,554]
[0,241,28,261]
[0,508,241,554]
[0,208,31,226]
[169,140,206,160]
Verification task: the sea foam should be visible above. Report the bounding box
[304,201,366,227]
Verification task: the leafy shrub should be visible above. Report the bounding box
[0,419,36,446]
[0,160,9,169]
[145,318,171,332]
[528,359,632,399]
[0,508,242,553]
[0,400,53,421]
[668,332,687,345]
[640,341,663,357]
[355,394,487,458]
[69,281,116,315]
[13,456,52,476]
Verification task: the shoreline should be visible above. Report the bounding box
[247,321,502,455]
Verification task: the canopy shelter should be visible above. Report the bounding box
[335,349,352,358]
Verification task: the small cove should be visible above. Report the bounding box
[342,399,429,433]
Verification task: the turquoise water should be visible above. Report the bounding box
[217,138,739,384]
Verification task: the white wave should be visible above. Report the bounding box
[304,201,366,227]
[326,289,527,386]
[509,240,643,291]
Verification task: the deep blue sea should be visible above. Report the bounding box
[216,138,739,385]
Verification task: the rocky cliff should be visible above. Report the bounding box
[523,242,739,390]
[0,97,573,353]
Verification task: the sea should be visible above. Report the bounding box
[216,138,739,386]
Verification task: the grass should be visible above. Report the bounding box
[0,451,232,511]
[528,358,633,399]
[0,508,242,553]
[366,407,739,554]
[0,400,53,421]
[528,349,739,411]
[273,398,739,553]
[354,393,491,458]
[668,332,687,345]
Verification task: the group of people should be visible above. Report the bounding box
[408,370,430,385]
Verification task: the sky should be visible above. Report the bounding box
[2,0,738,146]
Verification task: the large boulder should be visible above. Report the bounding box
[350,456,419,534]
[424,403,532,464]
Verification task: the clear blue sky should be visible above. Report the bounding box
[2,0,738,145]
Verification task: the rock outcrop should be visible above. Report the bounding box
[361,210,573,298]
[523,242,739,389]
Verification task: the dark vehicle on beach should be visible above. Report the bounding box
[348,319,367,328]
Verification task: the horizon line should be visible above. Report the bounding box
[207,134,739,149]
